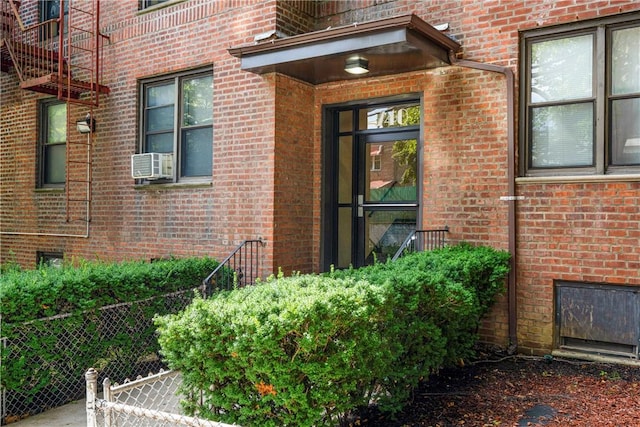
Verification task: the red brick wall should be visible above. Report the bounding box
[421,68,509,248]
[273,74,315,274]
[1,0,282,269]
[516,181,640,353]
[276,0,316,35]
[0,85,94,264]
[2,0,639,355]
[311,0,640,352]
[423,67,512,346]
[315,0,639,64]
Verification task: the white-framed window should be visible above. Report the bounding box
[370,145,382,171]
[520,13,640,176]
[138,68,213,183]
[39,100,66,187]
[371,154,381,171]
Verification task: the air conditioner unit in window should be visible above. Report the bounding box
[131,153,174,180]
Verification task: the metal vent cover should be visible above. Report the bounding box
[556,281,640,359]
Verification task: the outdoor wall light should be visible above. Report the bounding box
[77,113,95,134]
[344,56,369,75]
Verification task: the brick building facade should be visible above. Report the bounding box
[1,0,639,358]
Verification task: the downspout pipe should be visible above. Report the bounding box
[448,52,518,352]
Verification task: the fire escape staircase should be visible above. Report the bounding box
[1,0,109,222]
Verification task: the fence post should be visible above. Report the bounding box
[103,378,113,427]
[85,368,98,427]
[1,337,5,424]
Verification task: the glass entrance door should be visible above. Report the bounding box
[329,101,421,269]
[357,132,418,266]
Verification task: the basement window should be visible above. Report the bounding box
[37,251,64,268]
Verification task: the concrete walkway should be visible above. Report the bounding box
[8,400,86,427]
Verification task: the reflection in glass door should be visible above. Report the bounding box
[328,101,421,269]
[358,132,418,266]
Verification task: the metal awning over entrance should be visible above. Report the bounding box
[228,14,461,84]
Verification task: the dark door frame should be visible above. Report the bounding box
[320,94,423,271]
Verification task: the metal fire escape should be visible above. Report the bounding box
[1,0,109,223]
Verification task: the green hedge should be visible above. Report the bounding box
[0,256,219,323]
[0,256,220,417]
[155,244,509,426]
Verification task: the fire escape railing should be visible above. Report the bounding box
[60,0,109,104]
[202,239,265,297]
[2,0,110,224]
[391,227,449,261]
[1,0,62,82]
[1,0,109,100]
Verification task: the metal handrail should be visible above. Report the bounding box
[202,239,265,296]
[391,227,449,261]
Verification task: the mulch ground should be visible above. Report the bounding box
[352,349,640,426]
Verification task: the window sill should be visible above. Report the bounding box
[35,187,65,193]
[516,174,640,185]
[134,181,212,191]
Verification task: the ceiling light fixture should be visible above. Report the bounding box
[344,56,369,75]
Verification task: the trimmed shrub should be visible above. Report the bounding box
[334,243,510,365]
[157,276,395,426]
[156,244,510,426]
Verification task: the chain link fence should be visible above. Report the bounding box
[87,369,237,427]
[1,288,200,425]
